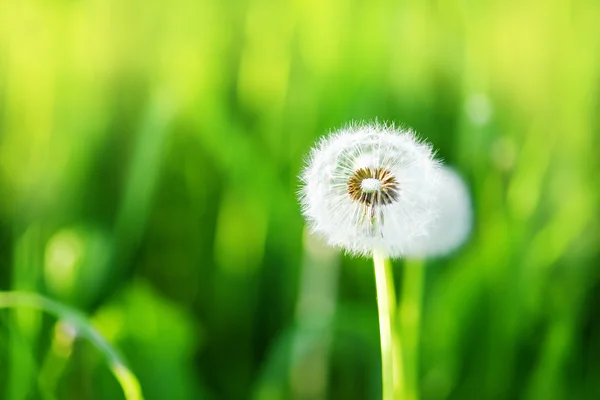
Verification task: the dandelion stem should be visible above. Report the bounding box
[399,259,425,400]
[0,291,143,400]
[373,249,402,400]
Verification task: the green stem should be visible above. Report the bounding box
[0,291,143,400]
[399,259,425,400]
[373,249,402,400]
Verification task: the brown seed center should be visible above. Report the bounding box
[347,167,399,206]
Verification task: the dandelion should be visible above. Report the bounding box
[403,166,472,258]
[397,166,472,400]
[299,122,442,400]
[299,122,441,258]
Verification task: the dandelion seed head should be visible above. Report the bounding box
[299,122,441,257]
[403,166,472,258]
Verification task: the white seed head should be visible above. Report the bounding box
[299,122,441,258]
[403,166,472,258]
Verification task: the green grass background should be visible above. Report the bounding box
[1,0,599,399]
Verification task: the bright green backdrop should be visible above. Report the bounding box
[1,0,599,399]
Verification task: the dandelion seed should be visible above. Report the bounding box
[299,122,440,258]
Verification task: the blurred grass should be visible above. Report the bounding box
[1,0,599,399]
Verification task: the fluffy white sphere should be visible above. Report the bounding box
[403,166,472,258]
[299,123,441,258]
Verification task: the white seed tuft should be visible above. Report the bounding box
[299,122,441,258]
[403,166,472,258]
